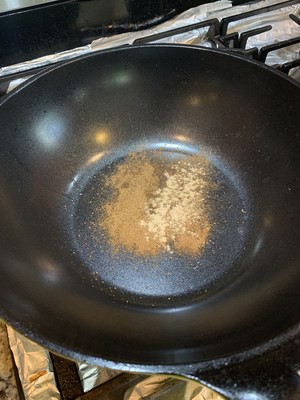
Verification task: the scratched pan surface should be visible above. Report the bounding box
[0,45,299,366]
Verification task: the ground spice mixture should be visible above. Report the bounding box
[100,152,213,256]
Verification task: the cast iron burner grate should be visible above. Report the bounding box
[0,0,299,97]
[2,1,300,398]
[134,0,300,74]
[50,353,146,400]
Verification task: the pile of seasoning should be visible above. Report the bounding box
[100,152,213,256]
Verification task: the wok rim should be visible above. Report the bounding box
[1,307,300,374]
[0,44,299,373]
[0,44,299,110]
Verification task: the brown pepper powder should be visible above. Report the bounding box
[100,152,213,256]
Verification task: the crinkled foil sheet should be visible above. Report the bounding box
[2,0,299,80]
[7,326,224,399]
[76,361,120,392]
[7,327,61,400]
[123,375,223,400]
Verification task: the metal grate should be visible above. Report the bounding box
[0,0,300,96]
[50,353,146,400]
[133,0,300,73]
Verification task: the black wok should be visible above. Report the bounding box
[0,45,300,399]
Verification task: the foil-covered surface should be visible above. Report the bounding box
[76,366,224,398]
[123,375,224,400]
[6,325,223,399]
[90,0,300,72]
[2,0,299,79]
[90,0,232,50]
[7,327,61,400]
[0,45,91,77]
[76,361,120,392]
[228,3,300,66]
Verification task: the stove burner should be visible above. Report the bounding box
[134,0,300,74]
[0,0,300,97]
[1,1,300,397]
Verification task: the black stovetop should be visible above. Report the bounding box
[0,0,254,69]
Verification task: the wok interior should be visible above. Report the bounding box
[0,46,299,365]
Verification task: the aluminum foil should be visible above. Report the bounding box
[90,0,300,72]
[123,375,224,400]
[76,363,224,398]
[7,324,223,399]
[6,325,223,399]
[227,3,300,66]
[90,0,232,50]
[0,45,91,77]
[1,0,299,79]
[76,361,120,392]
[7,327,61,400]
[0,0,57,14]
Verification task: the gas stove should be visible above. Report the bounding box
[1,0,299,399]
[1,0,300,96]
